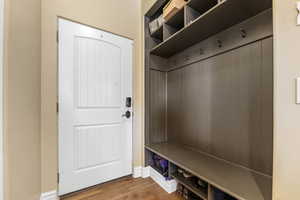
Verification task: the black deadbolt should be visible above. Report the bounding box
[126,97,132,108]
[123,111,131,119]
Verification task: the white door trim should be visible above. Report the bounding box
[0,0,4,199]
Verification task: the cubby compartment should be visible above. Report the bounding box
[163,7,185,40]
[163,23,182,41]
[146,3,167,47]
[165,6,184,28]
[146,16,164,49]
[177,183,205,200]
[147,150,170,179]
[171,163,208,200]
[186,0,218,16]
[211,187,237,200]
[185,0,218,26]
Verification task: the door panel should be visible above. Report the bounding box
[74,124,121,171]
[58,19,133,195]
[75,36,121,108]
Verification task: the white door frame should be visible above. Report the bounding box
[0,0,4,199]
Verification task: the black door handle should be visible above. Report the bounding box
[122,111,131,119]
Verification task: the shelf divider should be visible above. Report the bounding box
[184,5,200,26]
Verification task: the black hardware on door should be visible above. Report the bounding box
[122,111,131,119]
[126,97,132,108]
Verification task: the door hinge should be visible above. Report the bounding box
[56,102,59,113]
[56,31,59,43]
[57,173,60,183]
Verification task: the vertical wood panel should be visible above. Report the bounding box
[251,37,273,175]
[144,17,151,146]
[181,63,201,148]
[209,41,262,171]
[167,69,182,144]
[181,62,212,152]
[150,70,167,143]
[167,39,273,175]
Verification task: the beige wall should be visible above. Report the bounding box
[141,0,156,167]
[273,0,300,199]
[4,0,41,199]
[142,0,157,13]
[41,0,143,193]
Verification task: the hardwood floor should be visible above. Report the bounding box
[61,176,182,200]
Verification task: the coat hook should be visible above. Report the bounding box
[185,55,190,61]
[240,29,247,38]
[199,48,204,55]
[217,40,222,48]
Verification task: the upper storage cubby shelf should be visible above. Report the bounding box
[150,0,272,57]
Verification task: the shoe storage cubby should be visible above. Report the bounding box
[150,156,241,200]
[144,0,273,200]
[177,183,204,200]
[146,150,170,179]
[171,163,208,200]
[210,187,237,200]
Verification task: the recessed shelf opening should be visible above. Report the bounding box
[187,0,219,16]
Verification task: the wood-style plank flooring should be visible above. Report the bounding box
[61,176,182,200]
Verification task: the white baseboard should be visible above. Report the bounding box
[133,166,151,178]
[149,167,177,193]
[133,166,177,194]
[142,166,150,178]
[40,191,58,200]
[43,167,176,200]
[133,166,142,178]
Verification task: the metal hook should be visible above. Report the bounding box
[185,55,190,61]
[199,48,204,55]
[217,40,222,48]
[240,29,247,38]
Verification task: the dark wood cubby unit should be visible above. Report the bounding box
[144,1,273,200]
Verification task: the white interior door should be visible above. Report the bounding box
[58,19,133,196]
